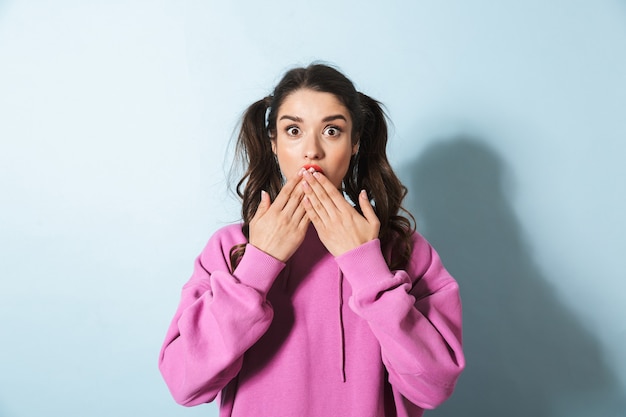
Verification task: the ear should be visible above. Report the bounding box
[352,140,359,156]
[352,133,360,155]
[270,135,277,155]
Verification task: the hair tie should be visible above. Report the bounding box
[264,95,273,130]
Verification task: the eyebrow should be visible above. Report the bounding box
[322,114,348,123]
[278,114,348,123]
[279,115,303,122]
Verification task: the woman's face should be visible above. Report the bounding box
[272,88,358,189]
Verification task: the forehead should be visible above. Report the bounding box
[277,89,350,120]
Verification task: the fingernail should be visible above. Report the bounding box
[360,189,367,198]
[312,171,320,178]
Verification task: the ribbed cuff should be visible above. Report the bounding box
[233,244,286,294]
[335,239,393,293]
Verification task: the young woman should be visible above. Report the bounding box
[158,64,464,417]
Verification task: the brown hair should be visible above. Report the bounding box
[230,63,414,270]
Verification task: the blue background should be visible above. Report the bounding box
[1,1,625,416]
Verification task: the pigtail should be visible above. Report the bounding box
[230,96,282,270]
[345,93,415,270]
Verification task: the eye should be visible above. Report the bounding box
[286,126,301,136]
[323,125,342,137]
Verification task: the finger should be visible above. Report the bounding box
[285,187,306,218]
[302,170,341,214]
[252,190,271,220]
[292,199,309,226]
[297,209,311,230]
[272,170,304,210]
[358,190,379,223]
[310,171,351,211]
[301,180,331,224]
[302,195,323,227]
[280,179,306,215]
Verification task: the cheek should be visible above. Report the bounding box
[273,141,301,179]
[329,148,354,185]
[337,145,354,167]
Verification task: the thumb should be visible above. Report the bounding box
[255,190,271,217]
[358,190,378,224]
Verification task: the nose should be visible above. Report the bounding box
[304,134,324,160]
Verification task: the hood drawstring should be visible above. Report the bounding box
[338,269,346,382]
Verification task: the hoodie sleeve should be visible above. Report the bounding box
[335,233,465,410]
[158,234,285,407]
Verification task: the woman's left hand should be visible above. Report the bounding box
[301,170,380,256]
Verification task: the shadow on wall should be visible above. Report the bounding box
[402,138,626,417]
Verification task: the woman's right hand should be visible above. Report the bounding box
[248,172,310,262]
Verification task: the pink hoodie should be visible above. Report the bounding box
[159,224,464,416]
